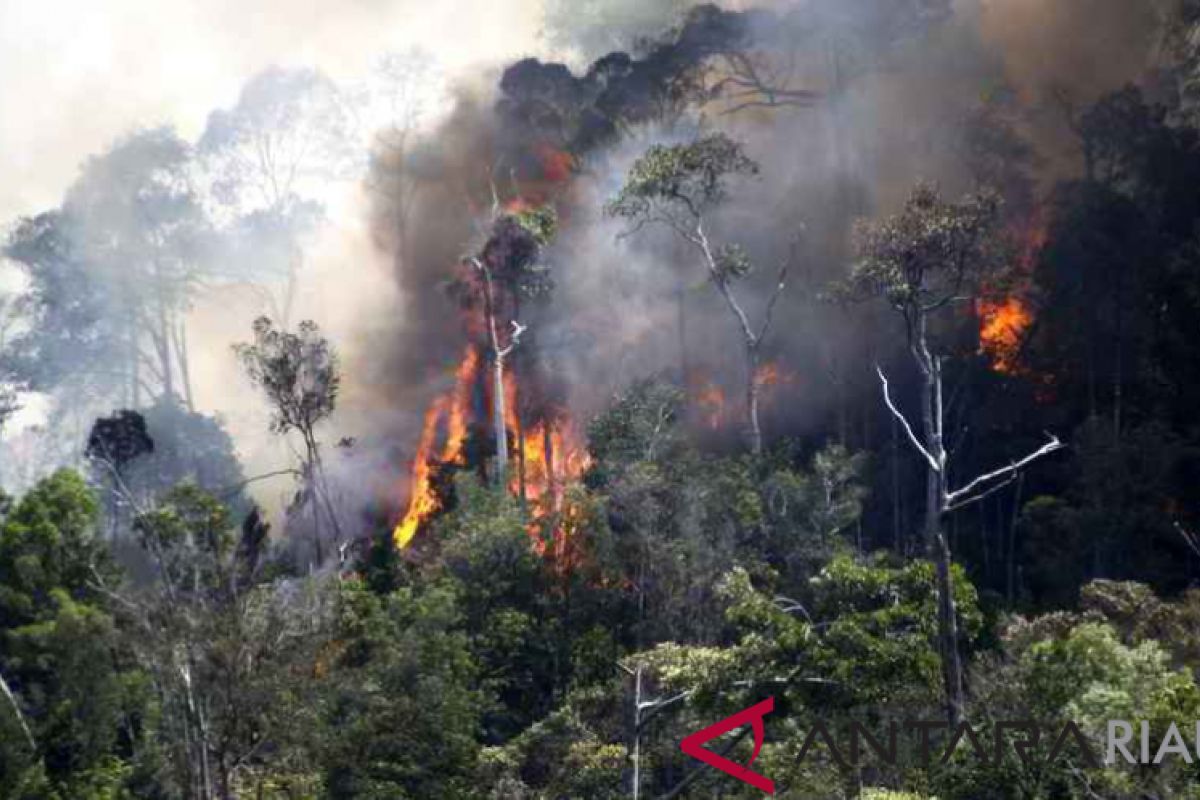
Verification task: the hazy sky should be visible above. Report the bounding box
[0,0,546,222]
[0,0,552,480]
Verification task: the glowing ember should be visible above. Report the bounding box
[755,362,780,386]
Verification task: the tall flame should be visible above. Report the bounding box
[393,345,589,550]
[392,346,479,547]
[393,149,582,551]
[502,369,589,545]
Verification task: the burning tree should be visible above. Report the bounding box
[846,182,1064,724]
[391,204,566,550]
[457,205,556,489]
[606,133,790,455]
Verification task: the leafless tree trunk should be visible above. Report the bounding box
[692,223,790,456]
[878,343,1062,724]
[474,257,525,487]
[172,317,196,412]
[0,668,35,753]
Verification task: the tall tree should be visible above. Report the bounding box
[846,182,1063,723]
[234,317,341,565]
[199,67,354,328]
[4,129,212,413]
[607,133,791,455]
[66,128,212,410]
[453,205,556,488]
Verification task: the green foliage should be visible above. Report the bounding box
[0,471,149,799]
[321,579,483,798]
[713,242,754,282]
[845,181,1006,311]
[960,610,1200,800]
[605,133,759,223]
[458,205,559,307]
[0,470,104,628]
[512,205,558,246]
[234,316,340,438]
[585,377,686,487]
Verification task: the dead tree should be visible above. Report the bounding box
[473,252,526,488]
[849,182,1063,724]
[458,196,555,489]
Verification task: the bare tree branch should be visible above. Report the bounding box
[945,433,1064,508]
[1174,521,1200,559]
[756,261,791,343]
[944,472,1017,514]
[0,668,36,752]
[876,364,940,474]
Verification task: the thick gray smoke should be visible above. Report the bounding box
[1,0,1179,536]
[353,0,1180,523]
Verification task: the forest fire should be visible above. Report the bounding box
[977,213,1046,374]
[978,297,1033,374]
[390,132,582,550]
[392,346,480,547]
[392,342,589,549]
[692,374,727,430]
[503,371,589,506]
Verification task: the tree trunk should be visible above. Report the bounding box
[1007,472,1024,605]
[173,317,196,412]
[491,353,508,487]
[513,296,527,505]
[479,262,509,487]
[917,346,964,725]
[303,437,324,566]
[745,344,763,455]
[892,414,902,553]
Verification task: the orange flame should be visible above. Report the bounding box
[979,297,1033,374]
[694,377,726,430]
[392,346,480,547]
[499,369,591,556]
[978,212,1046,374]
[533,142,575,183]
[394,346,590,551]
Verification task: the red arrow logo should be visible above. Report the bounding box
[679,697,775,794]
